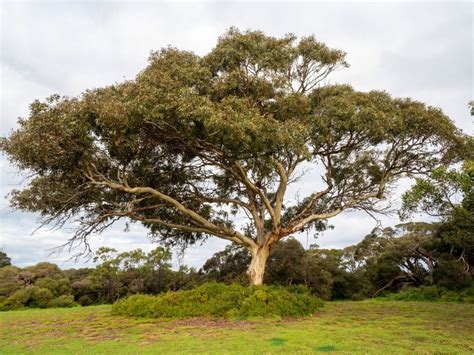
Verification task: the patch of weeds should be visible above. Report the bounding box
[315,344,336,352]
[269,337,287,346]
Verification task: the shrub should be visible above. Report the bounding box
[112,282,323,319]
[433,260,470,290]
[47,295,77,308]
[380,283,474,303]
[35,278,59,296]
[30,287,55,307]
[1,288,30,310]
[0,266,22,298]
[77,295,94,306]
[1,286,55,309]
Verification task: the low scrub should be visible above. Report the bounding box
[380,284,474,303]
[112,282,324,319]
[0,286,77,310]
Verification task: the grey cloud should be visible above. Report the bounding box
[377,13,471,93]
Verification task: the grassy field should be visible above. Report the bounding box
[0,300,473,354]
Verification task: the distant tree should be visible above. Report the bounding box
[401,161,474,284]
[1,29,468,285]
[142,247,173,293]
[65,268,98,305]
[0,250,11,268]
[360,224,438,295]
[23,262,66,280]
[92,247,124,302]
[166,265,199,291]
[201,244,251,284]
[0,266,22,300]
[265,238,307,285]
[91,246,174,301]
[0,262,76,310]
[307,247,369,300]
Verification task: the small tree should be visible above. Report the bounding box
[1,29,468,285]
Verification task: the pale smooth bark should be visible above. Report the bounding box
[246,246,270,286]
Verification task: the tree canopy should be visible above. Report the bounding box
[401,162,474,279]
[1,28,469,285]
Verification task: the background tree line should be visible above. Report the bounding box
[1,221,472,308]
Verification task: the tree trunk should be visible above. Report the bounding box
[246,246,270,286]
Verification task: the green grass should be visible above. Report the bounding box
[0,300,473,354]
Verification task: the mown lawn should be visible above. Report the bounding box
[0,300,473,354]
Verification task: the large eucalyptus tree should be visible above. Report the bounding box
[1,29,468,285]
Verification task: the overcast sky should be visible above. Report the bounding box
[0,1,472,269]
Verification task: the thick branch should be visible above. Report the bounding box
[232,161,277,225]
[273,159,288,227]
[85,170,256,249]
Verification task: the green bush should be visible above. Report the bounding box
[47,295,77,308]
[0,266,22,297]
[112,282,323,319]
[77,295,94,306]
[35,278,59,295]
[380,284,474,303]
[1,286,57,309]
[1,288,30,310]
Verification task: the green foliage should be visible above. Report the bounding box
[265,238,307,285]
[0,261,77,310]
[2,219,471,310]
[112,282,323,319]
[401,162,473,220]
[2,286,54,309]
[47,295,77,308]
[400,162,473,289]
[0,245,200,311]
[0,250,11,268]
[34,277,71,297]
[384,286,440,301]
[200,244,250,284]
[0,266,23,298]
[1,285,77,310]
[380,284,474,303]
[433,260,471,290]
[199,228,473,302]
[90,246,177,302]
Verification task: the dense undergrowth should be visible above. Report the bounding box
[0,285,76,311]
[379,284,474,303]
[112,282,324,319]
